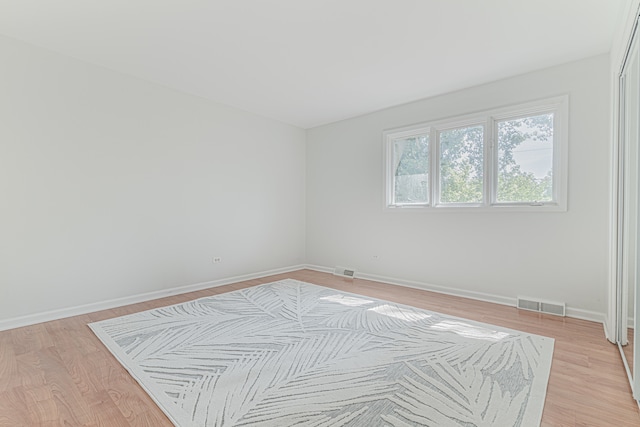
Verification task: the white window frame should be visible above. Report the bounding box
[386,126,432,207]
[434,119,488,208]
[383,95,568,212]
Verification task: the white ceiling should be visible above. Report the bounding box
[0,0,627,128]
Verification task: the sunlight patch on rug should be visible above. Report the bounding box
[89,279,553,426]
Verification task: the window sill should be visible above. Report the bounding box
[384,203,567,213]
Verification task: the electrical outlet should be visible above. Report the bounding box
[212,257,222,263]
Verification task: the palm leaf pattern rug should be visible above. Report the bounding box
[89,279,553,426]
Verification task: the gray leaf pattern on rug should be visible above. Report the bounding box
[89,279,553,427]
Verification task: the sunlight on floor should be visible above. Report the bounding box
[430,320,510,342]
[320,294,374,307]
[368,304,432,322]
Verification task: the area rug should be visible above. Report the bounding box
[88,279,554,426]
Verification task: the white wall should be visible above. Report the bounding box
[0,32,612,325]
[0,35,306,322]
[306,55,611,316]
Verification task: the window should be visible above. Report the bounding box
[384,96,568,211]
[439,125,484,205]
[496,113,553,204]
[392,133,429,205]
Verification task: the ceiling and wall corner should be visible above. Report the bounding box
[0,0,625,129]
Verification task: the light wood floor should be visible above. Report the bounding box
[1,269,639,426]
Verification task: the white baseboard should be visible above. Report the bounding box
[304,264,606,324]
[0,264,306,332]
[359,271,516,307]
[304,264,334,274]
[305,263,514,306]
[565,307,605,324]
[1,263,607,331]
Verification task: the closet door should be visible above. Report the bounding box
[618,18,640,399]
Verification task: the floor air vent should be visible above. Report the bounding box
[517,297,566,317]
[333,266,356,279]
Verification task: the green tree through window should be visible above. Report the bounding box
[394,136,429,204]
[439,125,484,203]
[386,96,566,209]
[497,113,553,203]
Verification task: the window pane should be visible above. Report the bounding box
[439,125,484,203]
[393,135,429,204]
[497,113,553,203]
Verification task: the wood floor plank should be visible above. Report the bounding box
[37,347,95,426]
[10,323,54,356]
[88,390,134,427]
[19,386,58,425]
[0,269,638,426]
[0,333,17,393]
[13,351,46,390]
[0,389,34,427]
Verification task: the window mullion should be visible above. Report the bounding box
[553,107,560,203]
[430,127,438,206]
[486,117,496,206]
[388,138,395,207]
